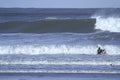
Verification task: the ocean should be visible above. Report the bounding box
[0,8,120,80]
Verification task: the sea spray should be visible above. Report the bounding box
[92,16,120,32]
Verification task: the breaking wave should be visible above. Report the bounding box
[92,8,120,32]
[92,16,120,32]
[0,45,120,55]
[0,70,120,74]
[0,60,120,66]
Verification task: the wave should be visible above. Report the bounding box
[0,8,120,33]
[92,16,120,32]
[0,45,120,55]
[0,60,120,66]
[0,19,96,33]
[91,8,120,32]
[44,17,72,20]
[1,16,120,33]
[0,70,120,74]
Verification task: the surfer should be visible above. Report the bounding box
[97,44,107,55]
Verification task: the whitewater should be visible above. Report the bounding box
[0,32,120,73]
[0,45,120,55]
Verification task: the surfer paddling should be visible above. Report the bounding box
[97,44,107,55]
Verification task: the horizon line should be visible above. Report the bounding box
[0,7,119,9]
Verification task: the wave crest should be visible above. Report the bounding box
[0,45,120,55]
[91,8,120,32]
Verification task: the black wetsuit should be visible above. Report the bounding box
[97,48,104,54]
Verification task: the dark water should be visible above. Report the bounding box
[0,19,96,33]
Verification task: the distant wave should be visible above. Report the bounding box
[1,17,120,33]
[91,8,120,32]
[0,19,96,33]
[0,45,120,55]
[0,8,120,33]
[92,16,120,32]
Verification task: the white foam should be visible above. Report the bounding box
[92,16,120,32]
[45,17,71,20]
[45,17,59,20]
[0,60,120,66]
[0,70,120,74]
[0,45,120,55]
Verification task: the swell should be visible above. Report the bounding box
[0,19,96,33]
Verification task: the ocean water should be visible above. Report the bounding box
[0,8,120,74]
